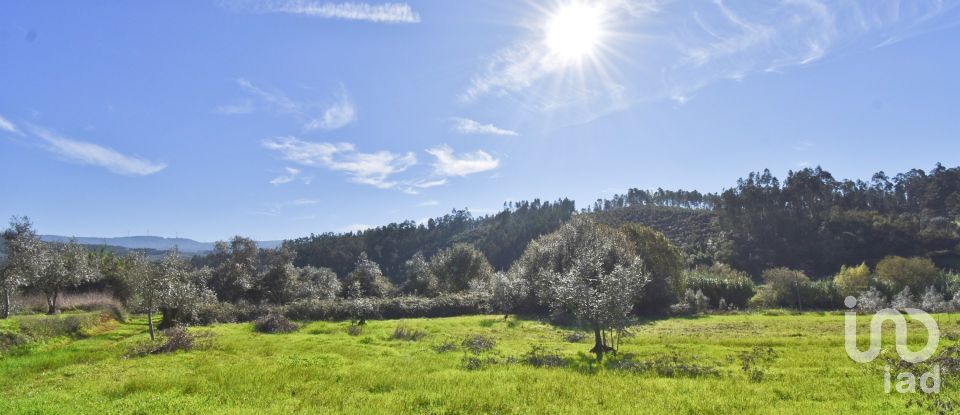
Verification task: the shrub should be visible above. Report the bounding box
[563,331,588,343]
[432,340,458,353]
[620,224,685,314]
[733,346,779,382]
[285,293,490,322]
[856,287,888,312]
[875,256,943,294]
[761,268,811,309]
[522,345,568,368]
[833,263,872,297]
[253,313,299,334]
[891,287,916,310]
[126,326,214,357]
[684,264,756,309]
[391,325,427,341]
[683,289,710,313]
[605,352,721,378]
[796,280,842,309]
[461,334,496,354]
[920,287,947,312]
[429,244,495,294]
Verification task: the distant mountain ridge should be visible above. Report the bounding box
[40,235,283,253]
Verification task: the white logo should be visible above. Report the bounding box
[843,295,941,394]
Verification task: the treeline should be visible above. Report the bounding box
[590,164,960,277]
[285,198,576,281]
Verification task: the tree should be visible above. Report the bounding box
[491,271,529,319]
[256,243,299,304]
[208,236,259,302]
[429,244,494,294]
[619,224,685,314]
[511,217,648,361]
[833,262,871,297]
[402,252,438,297]
[2,217,50,318]
[34,240,97,314]
[875,256,943,294]
[345,252,394,298]
[155,251,215,328]
[297,266,341,300]
[761,267,811,310]
[123,251,162,340]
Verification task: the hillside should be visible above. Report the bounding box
[39,235,282,253]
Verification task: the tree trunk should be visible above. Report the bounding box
[46,290,60,315]
[1,289,10,319]
[147,309,156,341]
[591,327,605,362]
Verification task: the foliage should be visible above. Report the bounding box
[512,217,648,360]
[733,346,779,382]
[401,252,439,297]
[126,326,214,357]
[683,289,710,314]
[605,352,722,378]
[891,287,916,310]
[253,313,299,334]
[207,236,259,303]
[619,224,685,314]
[684,263,756,309]
[461,334,497,355]
[345,252,394,298]
[761,268,811,309]
[855,287,888,313]
[920,287,948,313]
[875,256,943,294]
[296,265,341,301]
[490,271,529,317]
[521,345,568,368]
[833,262,872,297]
[427,243,495,294]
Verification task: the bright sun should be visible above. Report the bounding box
[545,3,604,60]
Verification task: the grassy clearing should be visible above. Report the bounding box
[0,312,955,414]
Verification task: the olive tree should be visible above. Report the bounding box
[512,217,648,361]
[297,265,341,300]
[35,240,97,314]
[345,252,394,298]
[490,271,529,319]
[123,251,167,340]
[429,244,494,294]
[2,217,50,318]
[619,224,685,314]
[402,252,438,297]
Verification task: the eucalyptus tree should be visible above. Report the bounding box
[512,217,648,361]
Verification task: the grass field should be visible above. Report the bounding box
[0,312,955,414]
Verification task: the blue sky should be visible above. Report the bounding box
[2,0,959,241]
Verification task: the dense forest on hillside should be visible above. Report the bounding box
[281,164,960,281]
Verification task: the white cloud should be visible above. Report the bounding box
[269,167,301,185]
[28,126,166,176]
[0,115,19,134]
[236,78,301,114]
[224,1,420,23]
[418,200,440,207]
[451,117,518,137]
[305,93,356,131]
[426,145,499,177]
[263,136,416,189]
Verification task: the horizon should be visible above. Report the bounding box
[3,1,960,241]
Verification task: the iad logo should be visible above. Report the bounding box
[844,296,941,393]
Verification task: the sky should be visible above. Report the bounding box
[2,0,960,241]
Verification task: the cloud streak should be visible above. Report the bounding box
[263,136,416,189]
[451,117,518,137]
[224,1,421,23]
[224,78,357,131]
[305,93,357,131]
[269,167,302,185]
[0,115,19,134]
[29,126,166,176]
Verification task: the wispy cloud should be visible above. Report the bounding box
[418,200,440,207]
[214,99,255,115]
[223,1,421,24]
[28,126,166,176]
[426,145,499,177]
[0,114,20,134]
[269,167,302,185]
[451,117,518,137]
[305,92,356,131]
[221,78,356,131]
[263,136,416,189]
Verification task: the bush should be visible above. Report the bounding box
[605,352,721,378]
[796,280,842,309]
[285,293,490,322]
[522,345,568,368]
[126,326,214,357]
[391,325,427,341]
[563,331,588,343]
[875,256,943,294]
[253,313,299,334]
[432,340,458,353]
[461,335,496,354]
[684,264,756,309]
[833,263,871,297]
[620,224,685,314]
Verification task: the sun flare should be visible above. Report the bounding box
[544,3,605,60]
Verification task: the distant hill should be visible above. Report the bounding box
[39,235,283,253]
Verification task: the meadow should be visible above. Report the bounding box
[1,311,953,414]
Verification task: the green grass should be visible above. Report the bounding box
[0,312,955,414]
